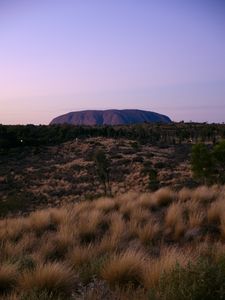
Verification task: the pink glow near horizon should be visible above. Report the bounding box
[0,0,225,124]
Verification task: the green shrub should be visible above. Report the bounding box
[154,256,225,300]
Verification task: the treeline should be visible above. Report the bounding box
[0,122,225,151]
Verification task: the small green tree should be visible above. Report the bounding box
[191,143,213,184]
[148,169,159,191]
[212,140,225,183]
[93,149,111,195]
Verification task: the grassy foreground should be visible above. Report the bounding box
[1,186,225,299]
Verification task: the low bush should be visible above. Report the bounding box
[155,256,225,300]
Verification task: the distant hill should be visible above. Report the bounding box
[50,109,172,125]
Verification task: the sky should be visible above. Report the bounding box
[0,0,225,124]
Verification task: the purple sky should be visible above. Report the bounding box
[0,0,225,124]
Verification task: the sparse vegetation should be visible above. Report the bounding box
[191,140,225,184]
[1,123,225,298]
[0,187,225,298]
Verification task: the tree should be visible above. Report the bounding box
[148,169,159,191]
[191,143,213,184]
[213,140,225,183]
[93,149,111,195]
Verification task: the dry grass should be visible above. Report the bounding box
[192,186,218,203]
[136,222,159,245]
[76,209,103,243]
[101,249,146,286]
[130,207,151,224]
[165,202,185,239]
[1,185,225,298]
[69,244,95,267]
[28,210,54,233]
[153,187,176,207]
[178,187,192,202]
[18,262,76,296]
[0,218,28,241]
[138,193,154,209]
[49,208,68,225]
[143,247,193,288]
[188,211,205,228]
[0,264,18,295]
[207,199,225,224]
[94,197,116,213]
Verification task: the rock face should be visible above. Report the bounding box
[50,109,172,126]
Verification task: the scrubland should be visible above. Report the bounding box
[0,138,191,216]
[1,186,225,299]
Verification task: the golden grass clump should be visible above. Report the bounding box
[188,211,205,229]
[18,262,76,296]
[153,187,176,207]
[28,210,53,233]
[54,224,75,249]
[94,197,116,213]
[108,212,126,243]
[178,187,192,202]
[165,202,185,239]
[0,231,37,263]
[63,201,94,225]
[119,201,137,221]
[118,191,140,204]
[76,209,104,244]
[143,247,192,288]
[130,207,151,224]
[101,249,146,286]
[192,186,218,203]
[91,213,126,255]
[1,242,22,261]
[0,186,225,297]
[96,234,121,255]
[138,193,154,209]
[0,264,18,295]
[0,218,28,241]
[207,199,225,224]
[39,235,72,262]
[69,244,95,267]
[49,207,69,225]
[136,222,159,245]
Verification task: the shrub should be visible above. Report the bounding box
[191,143,213,184]
[143,248,191,289]
[76,209,103,244]
[178,187,192,202]
[207,199,225,224]
[18,263,76,297]
[94,197,116,213]
[155,257,225,300]
[153,188,176,207]
[192,186,217,203]
[136,222,159,245]
[28,211,54,235]
[188,211,204,229]
[93,149,111,195]
[0,264,18,295]
[77,255,108,284]
[69,244,95,268]
[101,249,146,287]
[165,202,185,239]
[148,169,160,191]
